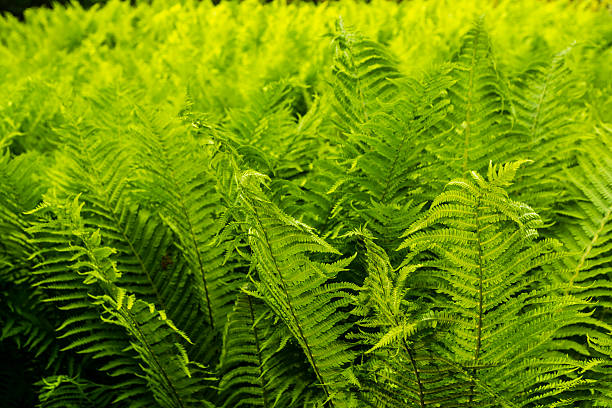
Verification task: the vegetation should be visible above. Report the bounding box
[1,0,611,407]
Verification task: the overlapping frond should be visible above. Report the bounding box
[0,150,43,275]
[331,18,402,135]
[551,130,612,402]
[28,196,161,407]
[238,170,358,406]
[439,18,515,179]
[555,131,611,321]
[507,47,584,220]
[130,107,243,334]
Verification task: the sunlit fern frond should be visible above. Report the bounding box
[238,170,358,407]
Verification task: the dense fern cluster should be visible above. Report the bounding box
[1,0,611,407]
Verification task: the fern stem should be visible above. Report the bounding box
[246,294,271,408]
[404,340,426,408]
[469,196,485,405]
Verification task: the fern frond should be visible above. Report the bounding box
[438,18,515,179]
[331,17,402,135]
[400,161,587,406]
[352,238,471,408]
[28,196,158,407]
[328,25,454,253]
[38,375,113,408]
[130,107,243,333]
[551,130,612,403]
[238,170,357,406]
[95,291,216,408]
[507,46,586,221]
[30,195,216,408]
[587,333,612,407]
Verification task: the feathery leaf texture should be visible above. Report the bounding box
[0,3,610,408]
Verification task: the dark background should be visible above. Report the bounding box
[0,0,109,19]
[0,0,331,20]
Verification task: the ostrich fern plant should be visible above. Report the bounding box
[0,2,611,407]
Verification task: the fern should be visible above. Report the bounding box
[0,2,610,407]
[130,106,242,334]
[38,376,113,408]
[353,237,471,407]
[30,196,215,407]
[551,129,612,403]
[238,170,358,406]
[438,18,515,180]
[399,161,588,406]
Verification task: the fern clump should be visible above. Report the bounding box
[0,0,610,407]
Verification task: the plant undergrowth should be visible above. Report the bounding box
[0,0,611,407]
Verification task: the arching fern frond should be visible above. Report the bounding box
[38,375,113,408]
[238,170,358,407]
[30,196,216,408]
[45,116,223,370]
[439,18,515,178]
[130,107,243,333]
[399,161,588,407]
[95,291,216,408]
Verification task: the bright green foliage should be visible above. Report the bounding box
[238,171,358,406]
[400,161,590,407]
[0,0,611,407]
